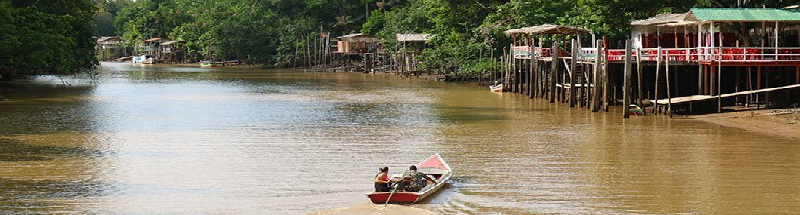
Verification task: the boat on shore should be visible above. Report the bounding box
[132,55,155,64]
[200,60,224,67]
[365,154,453,204]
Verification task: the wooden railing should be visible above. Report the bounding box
[512,46,531,58]
[516,46,800,62]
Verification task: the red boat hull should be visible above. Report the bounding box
[366,192,420,204]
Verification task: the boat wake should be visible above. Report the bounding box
[305,204,438,215]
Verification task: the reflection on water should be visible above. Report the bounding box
[0,62,797,214]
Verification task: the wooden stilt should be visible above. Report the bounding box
[529,43,535,98]
[570,40,577,107]
[592,40,602,112]
[623,40,632,118]
[666,53,672,117]
[747,66,752,107]
[765,67,770,107]
[602,47,609,112]
[550,42,559,103]
[704,65,709,95]
[653,47,662,114]
[674,65,680,97]
[636,48,643,106]
[718,62,722,113]
[757,66,762,108]
[581,60,587,107]
[698,64,703,95]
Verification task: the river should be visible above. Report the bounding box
[0,63,797,214]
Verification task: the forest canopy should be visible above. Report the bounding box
[107,0,793,73]
[1,0,795,80]
[0,0,97,80]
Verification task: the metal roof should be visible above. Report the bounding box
[337,33,364,39]
[336,33,381,42]
[97,37,122,42]
[396,33,432,42]
[160,40,184,46]
[689,8,800,21]
[143,37,163,42]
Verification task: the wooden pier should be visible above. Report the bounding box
[501,8,800,117]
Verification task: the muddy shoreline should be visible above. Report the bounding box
[690,108,800,140]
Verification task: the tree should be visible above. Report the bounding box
[0,0,97,80]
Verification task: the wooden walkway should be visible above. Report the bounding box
[651,84,800,105]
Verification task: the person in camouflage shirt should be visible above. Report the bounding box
[399,165,435,192]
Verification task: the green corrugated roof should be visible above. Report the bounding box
[690,8,800,21]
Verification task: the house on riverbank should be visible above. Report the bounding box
[331,33,385,72]
[159,40,186,64]
[96,37,127,61]
[396,33,432,75]
[502,8,800,117]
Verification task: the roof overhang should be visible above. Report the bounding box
[504,24,589,36]
[688,8,800,22]
[336,33,381,42]
[396,33,432,42]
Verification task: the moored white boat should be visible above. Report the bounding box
[489,84,503,93]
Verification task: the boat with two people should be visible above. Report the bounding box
[366,153,453,204]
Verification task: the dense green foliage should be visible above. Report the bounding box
[110,0,794,73]
[3,0,792,80]
[112,0,381,65]
[0,0,97,80]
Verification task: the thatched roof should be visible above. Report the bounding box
[504,24,589,35]
[336,33,381,42]
[396,33,432,42]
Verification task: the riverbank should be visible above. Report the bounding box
[690,108,800,140]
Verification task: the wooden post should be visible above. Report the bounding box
[718,63,722,112]
[675,65,680,97]
[765,67,770,107]
[666,53,672,116]
[602,45,609,112]
[581,62,587,107]
[550,41,559,103]
[718,39,723,113]
[508,45,513,88]
[654,47,662,114]
[747,66,752,106]
[698,63,704,95]
[623,40,632,118]
[539,38,545,98]
[570,39,578,107]
[592,40,602,112]
[636,48,643,106]
[756,66,761,107]
[530,46,535,98]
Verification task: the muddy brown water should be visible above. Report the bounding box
[0,62,797,214]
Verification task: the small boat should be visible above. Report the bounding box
[489,84,503,93]
[629,104,644,116]
[365,153,453,204]
[132,55,155,64]
[200,61,224,67]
